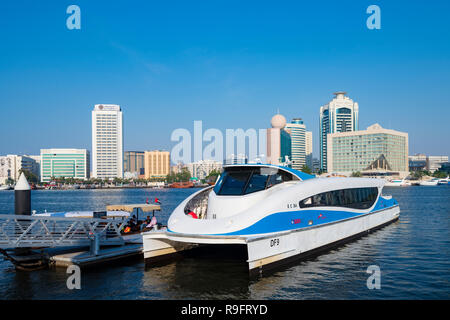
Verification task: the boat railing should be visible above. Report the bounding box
[184,186,213,219]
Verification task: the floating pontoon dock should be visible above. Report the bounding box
[49,243,144,267]
[0,203,161,270]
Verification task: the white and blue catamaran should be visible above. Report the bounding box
[143,164,400,276]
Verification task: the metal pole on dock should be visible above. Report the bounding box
[90,234,100,256]
[14,173,32,257]
[15,173,31,215]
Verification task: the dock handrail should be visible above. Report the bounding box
[0,214,127,249]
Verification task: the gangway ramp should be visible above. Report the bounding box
[0,214,127,249]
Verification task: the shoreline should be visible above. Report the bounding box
[0,186,209,191]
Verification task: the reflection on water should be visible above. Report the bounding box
[0,186,449,299]
[142,259,251,300]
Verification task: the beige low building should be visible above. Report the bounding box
[144,151,170,179]
[327,123,409,178]
[0,155,40,184]
[171,162,187,174]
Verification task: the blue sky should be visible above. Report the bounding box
[0,0,449,159]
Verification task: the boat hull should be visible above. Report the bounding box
[143,205,400,276]
[246,205,399,276]
[143,231,199,265]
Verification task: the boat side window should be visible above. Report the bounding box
[267,174,282,187]
[216,170,252,195]
[299,187,378,209]
[245,170,270,194]
[266,170,294,188]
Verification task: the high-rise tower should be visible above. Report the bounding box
[320,92,359,172]
[92,104,123,179]
[285,118,306,170]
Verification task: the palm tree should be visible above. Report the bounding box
[301,165,312,174]
[351,171,362,177]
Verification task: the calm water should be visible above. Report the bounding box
[0,186,449,299]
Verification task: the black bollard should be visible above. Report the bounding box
[15,173,31,215]
[13,173,32,257]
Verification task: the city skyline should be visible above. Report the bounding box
[1,94,448,164]
[1,1,449,157]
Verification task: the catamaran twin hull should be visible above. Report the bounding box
[142,165,400,277]
[143,205,399,276]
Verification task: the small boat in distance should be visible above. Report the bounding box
[438,177,449,185]
[384,178,410,187]
[169,181,194,188]
[0,185,12,191]
[143,164,400,277]
[419,178,439,186]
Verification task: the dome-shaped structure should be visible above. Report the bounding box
[271,114,287,128]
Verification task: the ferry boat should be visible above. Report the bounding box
[142,164,400,277]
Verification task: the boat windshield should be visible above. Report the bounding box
[214,167,296,196]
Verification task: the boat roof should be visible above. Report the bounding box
[106,204,161,212]
[34,211,131,218]
[223,163,315,181]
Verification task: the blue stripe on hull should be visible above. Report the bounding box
[167,196,398,236]
[218,196,398,236]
